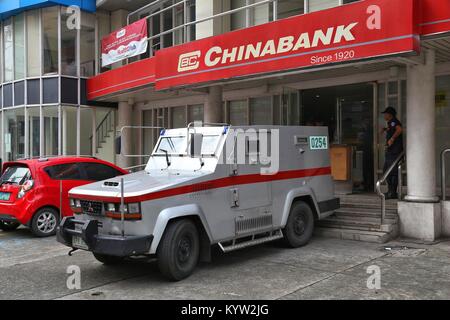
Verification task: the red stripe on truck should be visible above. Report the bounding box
[70,167,331,203]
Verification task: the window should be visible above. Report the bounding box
[62,106,77,156]
[14,81,25,106]
[43,77,59,103]
[14,14,25,80]
[42,7,59,75]
[43,106,59,157]
[156,136,187,154]
[3,84,12,107]
[188,104,204,123]
[171,106,186,128]
[61,7,77,76]
[231,0,247,31]
[229,100,248,125]
[28,107,41,157]
[81,163,123,181]
[27,79,40,105]
[201,135,221,155]
[80,12,96,77]
[308,0,340,12]
[45,163,82,180]
[3,19,13,82]
[80,107,93,156]
[277,0,304,19]
[250,97,272,125]
[4,108,25,161]
[27,11,41,77]
[1,166,31,185]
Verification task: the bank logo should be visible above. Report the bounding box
[116,29,126,39]
[178,51,201,72]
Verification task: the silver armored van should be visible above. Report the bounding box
[57,125,339,280]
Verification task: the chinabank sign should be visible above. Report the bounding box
[155,0,419,90]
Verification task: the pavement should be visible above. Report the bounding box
[1,226,450,300]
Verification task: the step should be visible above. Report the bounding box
[339,201,398,211]
[332,213,398,224]
[314,227,397,244]
[318,217,397,233]
[336,206,398,215]
[334,208,398,221]
[218,230,284,253]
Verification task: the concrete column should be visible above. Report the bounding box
[204,86,223,124]
[398,49,441,241]
[405,49,438,203]
[117,100,134,169]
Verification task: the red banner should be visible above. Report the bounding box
[155,0,419,90]
[101,18,148,67]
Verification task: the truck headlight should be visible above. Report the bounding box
[105,202,142,221]
[105,203,117,212]
[69,198,82,214]
[127,203,140,214]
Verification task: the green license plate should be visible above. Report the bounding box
[310,136,328,150]
[0,192,11,201]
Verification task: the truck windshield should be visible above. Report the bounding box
[1,166,31,185]
[155,136,187,155]
[155,135,221,156]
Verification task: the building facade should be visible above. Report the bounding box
[1,0,450,241]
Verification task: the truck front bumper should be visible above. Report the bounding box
[56,217,153,257]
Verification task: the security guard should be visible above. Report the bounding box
[381,107,403,200]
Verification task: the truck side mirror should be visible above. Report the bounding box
[115,136,122,155]
[189,133,203,157]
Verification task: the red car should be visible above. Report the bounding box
[0,157,127,237]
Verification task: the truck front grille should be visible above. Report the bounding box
[80,200,103,216]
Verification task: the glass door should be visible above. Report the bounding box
[336,90,374,192]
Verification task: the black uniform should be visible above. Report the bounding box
[383,117,403,196]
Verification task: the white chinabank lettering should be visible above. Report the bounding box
[204,23,358,67]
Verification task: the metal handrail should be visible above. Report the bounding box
[441,148,450,201]
[376,151,405,225]
[115,0,279,62]
[118,126,165,158]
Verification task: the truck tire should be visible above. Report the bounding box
[0,221,20,232]
[157,219,200,281]
[283,201,315,248]
[93,253,124,265]
[30,207,59,237]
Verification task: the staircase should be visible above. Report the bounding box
[91,110,116,163]
[315,194,399,243]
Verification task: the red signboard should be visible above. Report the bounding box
[87,57,156,100]
[420,0,450,37]
[155,0,419,90]
[101,18,148,67]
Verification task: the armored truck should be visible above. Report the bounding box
[57,125,339,280]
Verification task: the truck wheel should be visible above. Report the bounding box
[31,207,59,237]
[0,221,20,232]
[157,219,200,281]
[93,253,124,265]
[283,201,315,248]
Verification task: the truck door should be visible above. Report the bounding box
[230,133,272,217]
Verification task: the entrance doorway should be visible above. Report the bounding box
[301,83,374,192]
